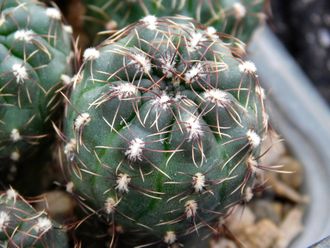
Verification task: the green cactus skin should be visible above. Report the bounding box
[83,0,265,44]
[0,188,68,248]
[64,16,268,246]
[0,0,72,162]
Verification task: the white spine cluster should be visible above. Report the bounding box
[206,26,218,40]
[184,63,204,83]
[12,64,28,84]
[244,187,254,202]
[164,231,176,245]
[141,15,157,30]
[64,138,77,155]
[159,55,176,78]
[46,8,61,20]
[0,212,10,232]
[63,25,73,34]
[192,172,206,193]
[247,155,258,172]
[250,156,265,181]
[185,200,198,219]
[10,129,21,142]
[131,53,151,74]
[246,129,261,148]
[104,197,116,214]
[204,89,230,108]
[10,151,20,161]
[66,182,74,193]
[113,83,138,99]
[34,217,52,233]
[61,74,72,85]
[187,32,206,52]
[74,113,91,131]
[186,116,203,141]
[232,3,247,19]
[152,93,172,110]
[14,30,34,42]
[6,188,17,202]
[83,48,100,61]
[239,61,257,74]
[125,138,145,161]
[115,173,131,193]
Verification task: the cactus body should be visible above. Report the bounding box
[0,189,68,248]
[0,0,72,162]
[64,16,267,246]
[83,0,264,43]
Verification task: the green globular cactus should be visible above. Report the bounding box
[83,0,265,44]
[0,0,72,162]
[0,188,68,247]
[64,16,268,246]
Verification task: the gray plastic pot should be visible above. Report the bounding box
[248,25,330,247]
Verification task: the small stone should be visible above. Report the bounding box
[34,191,76,222]
[267,176,309,204]
[236,219,280,248]
[226,206,256,232]
[274,208,304,248]
[272,202,284,221]
[211,238,237,248]
[250,200,281,225]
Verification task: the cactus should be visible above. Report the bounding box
[83,0,265,44]
[0,188,68,247]
[0,0,72,162]
[64,16,267,246]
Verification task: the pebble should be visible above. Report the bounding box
[250,200,281,224]
[210,238,237,248]
[267,175,309,204]
[225,206,256,232]
[236,219,280,248]
[274,208,304,248]
[34,190,76,223]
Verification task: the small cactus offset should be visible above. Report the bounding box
[0,0,72,162]
[64,16,268,246]
[0,188,68,247]
[83,0,265,43]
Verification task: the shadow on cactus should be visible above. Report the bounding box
[0,188,68,247]
[0,0,72,163]
[61,16,268,247]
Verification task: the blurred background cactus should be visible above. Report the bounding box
[0,0,72,164]
[82,0,265,45]
[0,188,68,247]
